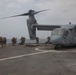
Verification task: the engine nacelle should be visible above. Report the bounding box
[27,18,36,40]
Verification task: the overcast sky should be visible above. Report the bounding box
[0,0,76,39]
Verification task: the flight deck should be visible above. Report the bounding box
[0,45,76,75]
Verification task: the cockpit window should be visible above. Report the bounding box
[52,29,64,35]
[52,30,58,35]
[52,29,69,35]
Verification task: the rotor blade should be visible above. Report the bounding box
[2,13,29,19]
[34,9,50,14]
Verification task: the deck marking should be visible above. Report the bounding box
[0,51,50,62]
[35,48,46,52]
[35,48,76,52]
[0,48,76,62]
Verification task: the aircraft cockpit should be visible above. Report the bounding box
[52,29,69,36]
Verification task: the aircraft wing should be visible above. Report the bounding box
[33,24,61,31]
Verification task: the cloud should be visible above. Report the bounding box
[0,1,2,6]
[0,0,76,39]
[16,0,34,4]
[7,2,20,8]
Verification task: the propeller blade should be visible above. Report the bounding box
[34,9,50,14]
[2,13,29,19]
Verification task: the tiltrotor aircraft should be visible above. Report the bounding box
[2,9,76,49]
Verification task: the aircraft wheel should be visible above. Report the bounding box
[54,45,61,50]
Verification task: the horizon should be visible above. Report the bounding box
[0,0,76,39]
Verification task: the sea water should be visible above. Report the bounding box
[7,39,47,44]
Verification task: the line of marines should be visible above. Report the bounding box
[0,36,51,47]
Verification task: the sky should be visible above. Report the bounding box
[0,0,76,39]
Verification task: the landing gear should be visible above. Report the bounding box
[54,45,61,50]
[54,45,58,50]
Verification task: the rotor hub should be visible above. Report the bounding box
[28,10,35,15]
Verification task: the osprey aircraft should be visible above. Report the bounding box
[2,9,76,49]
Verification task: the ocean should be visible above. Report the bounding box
[7,39,47,44]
